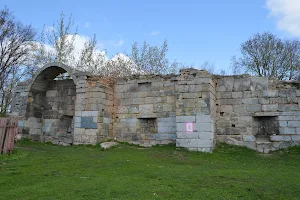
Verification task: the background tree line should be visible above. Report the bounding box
[1,7,300,115]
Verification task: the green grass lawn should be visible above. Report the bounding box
[1,141,300,200]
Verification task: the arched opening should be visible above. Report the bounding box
[25,62,78,145]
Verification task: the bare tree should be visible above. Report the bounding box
[199,61,215,74]
[130,39,178,75]
[76,34,106,74]
[34,12,77,67]
[232,32,300,80]
[0,7,36,114]
[104,53,137,77]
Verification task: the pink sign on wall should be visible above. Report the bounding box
[185,122,194,132]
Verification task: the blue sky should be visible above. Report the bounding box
[1,0,299,73]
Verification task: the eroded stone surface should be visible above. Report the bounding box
[100,142,118,149]
[11,63,300,153]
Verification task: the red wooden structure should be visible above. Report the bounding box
[0,118,18,154]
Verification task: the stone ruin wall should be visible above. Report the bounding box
[215,75,300,153]
[73,77,114,144]
[11,63,300,153]
[42,79,76,144]
[14,79,76,145]
[112,69,216,152]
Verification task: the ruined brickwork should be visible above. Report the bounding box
[215,75,300,153]
[43,79,75,145]
[73,76,114,144]
[113,75,177,145]
[11,63,300,153]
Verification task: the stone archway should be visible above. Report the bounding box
[25,62,80,145]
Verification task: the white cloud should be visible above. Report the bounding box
[35,34,111,70]
[71,35,106,60]
[84,22,90,28]
[108,53,139,74]
[71,35,90,59]
[266,0,300,36]
[112,39,124,47]
[150,31,160,36]
[45,26,55,33]
[111,53,131,62]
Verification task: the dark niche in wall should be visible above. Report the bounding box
[139,118,157,134]
[138,82,152,92]
[57,115,73,136]
[136,118,158,142]
[252,116,279,142]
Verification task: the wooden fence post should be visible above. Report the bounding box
[0,118,18,154]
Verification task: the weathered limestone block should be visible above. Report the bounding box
[195,98,209,108]
[101,142,118,149]
[177,132,199,139]
[117,105,139,114]
[176,85,189,93]
[250,77,269,91]
[196,115,212,123]
[251,91,264,98]
[246,104,261,112]
[262,104,278,112]
[176,138,213,148]
[216,77,234,92]
[263,90,278,98]
[292,135,300,141]
[194,122,213,132]
[296,90,300,97]
[115,85,124,93]
[243,135,255,142]
[288,121,300,128]
[74,128,85,135]
[242,91,252,98]
[279,89,296,98]
[279,115,300,121]
[242,98,259,105]
[182,99,196,108]
[194,84,210,92]
[278,104,299,112]
[167,96,175,103]
[156,133,176,141]
[218,135,243,146]
[46,90,57,97]
[216,92,232,99]
[233,78,251,91]
[176,116,196,123]
[232,105,247,115]
[82,111,98,117]
[90,92,106,99]
[194,77,211,85]
[279,121,288,127]
[84,129,98,136]
[232,92,243,99]
[139,104,154,115]
[157,126,176,133]
[280,127,296,134]
[270,135,292,141]
[157,96,167,103]
[269,97,287,104]
[216,121,232,128]
[219,105,233,113]
[259,98,270,104]
[218,98,242,105]
[244,142,257,150]
[176,123,187,132]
